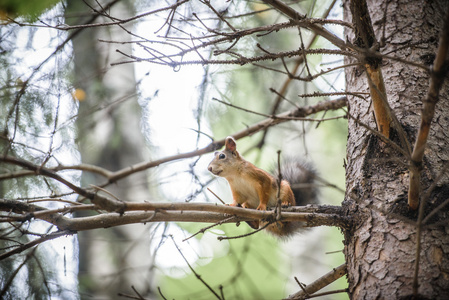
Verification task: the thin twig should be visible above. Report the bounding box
[170,235,223,300]
[217,222,272,240]
[0,230,75,261]
[276,151,282,221]
[207,188,226,205]
[157,287,168,300]
[182,216,238,242]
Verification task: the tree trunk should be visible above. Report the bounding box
[343,0,449,299]
[66,0,152,297]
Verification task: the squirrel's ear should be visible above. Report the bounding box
[225,136,237,152]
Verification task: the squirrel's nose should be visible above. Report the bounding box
[208,166,212,172]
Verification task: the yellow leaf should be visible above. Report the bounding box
[72,88,86,102]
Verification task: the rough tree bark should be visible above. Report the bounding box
[343,0,449,299]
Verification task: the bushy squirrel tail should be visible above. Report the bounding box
[265,158,318,238]
[276,158,318,207]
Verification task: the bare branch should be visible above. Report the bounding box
[0,199,348,232]
[112,48,354,67]
[170,235,223,299]
[344,108,410,158]
[100,97,347,184]
[408,8,449,211]
[257,0,340,147]
[1,98,347,197]
[349,0,394,141]
[262,0,352,51]
[0,156,126,212]
[0,230,74,261]
[37,0,191,31]
[412,6,449,288]
[287,263,347,299]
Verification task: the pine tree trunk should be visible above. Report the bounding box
[343,0,449,298]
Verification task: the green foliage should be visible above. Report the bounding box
[159,223,287,300]
[0,0,60,21]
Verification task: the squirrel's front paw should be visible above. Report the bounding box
[281,201,291,207]
[256,204,267,211]
[225,202,241,217]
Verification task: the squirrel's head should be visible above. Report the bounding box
[207,136,241,177]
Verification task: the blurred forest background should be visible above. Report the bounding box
[1,0,348,299]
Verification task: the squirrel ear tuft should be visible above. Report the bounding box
[225,136,237,152]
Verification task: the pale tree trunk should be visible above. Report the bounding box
[343,0,449,299]
[66,0,153,297]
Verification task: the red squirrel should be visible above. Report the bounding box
[208,136,317,237]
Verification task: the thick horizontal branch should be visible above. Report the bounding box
[0,200,348,261]
[0,199,348,232]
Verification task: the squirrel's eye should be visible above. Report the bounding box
[218,153,226,159]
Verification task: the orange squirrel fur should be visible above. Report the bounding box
[208,136,317,237]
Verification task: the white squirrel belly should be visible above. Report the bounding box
[230,176,278,208]
[230,176,260,208]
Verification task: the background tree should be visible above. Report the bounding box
[65,0,154,297]
[1,0,448,299]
